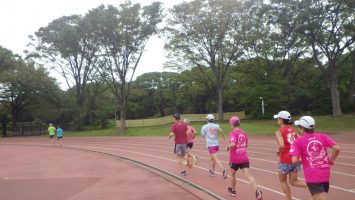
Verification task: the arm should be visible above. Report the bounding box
[275,130,284,155]
[168,131,175,139]
[219,128,225,141]
[226,142,236,151]
[329,145,340,165]
[292,156,300,164]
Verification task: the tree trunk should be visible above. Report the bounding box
[348,53,355,103]
[217,83,224,122]
[328,63,342,116]
[119,96,127,132]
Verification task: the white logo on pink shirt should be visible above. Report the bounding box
[236,134,246,153]
[306,140,329,168]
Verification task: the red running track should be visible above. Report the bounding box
[1,133,354,200]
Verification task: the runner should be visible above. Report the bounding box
[184,118,198,168]
[48,123,56,145]
[226,116,263,200]
[274,111,307,200]
[56,125,63,146]
[290,116,340,200]
[201,114,227,179]
[169,113,189,176]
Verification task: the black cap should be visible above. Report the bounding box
[173,113,180,119]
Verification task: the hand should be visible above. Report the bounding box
[329,159,334,166]
[276,149,280,156]
[225,146,230,151]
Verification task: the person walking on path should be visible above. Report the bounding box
[290,116,340,200]
[226,116,263,200]
[184,118,198,167]
[274,111,307,200]
[56,125,63,146]
[169,113,189,176]
[48,123,56,145]
[201,114,227,179]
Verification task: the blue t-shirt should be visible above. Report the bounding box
[201,123,220,147]
[56,128,63,137]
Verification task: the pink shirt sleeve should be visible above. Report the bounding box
[229,132,236,145]
[324,134,336,148]
[289,139,300,157]
[170,124,175,132]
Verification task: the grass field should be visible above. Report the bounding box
[63,114,355,137]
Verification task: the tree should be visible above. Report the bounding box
[86,2,163,131]
[29,14,100,129]
[273,0,355,116]
[165,0,246,121]
[0,46,60,126]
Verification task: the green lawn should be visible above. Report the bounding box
[63,114,355,137]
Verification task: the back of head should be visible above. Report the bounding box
[206,114,214,122]
[173,113,180,120]
[183,118,190,124]
[229,116,240,127]
[294,116,315,133]
[273,111,292,125]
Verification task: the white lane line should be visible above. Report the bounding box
[65,141,355,177]
[0,142,301,199]
[64,141,355,193]
[67,144,302,200]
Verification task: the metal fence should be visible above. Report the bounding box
[2,123,47,137]
[117,111,246,128]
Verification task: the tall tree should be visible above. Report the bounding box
[273,0,355,116]
[86,2,163,131]
[29,14,99,129]
[0,46,59,126]
[165,0,246,121]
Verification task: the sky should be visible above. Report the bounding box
[0,0,187,89]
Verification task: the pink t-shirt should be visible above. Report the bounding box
[289,133,336,183]
[187,125,196,143]
[229,129,249,164]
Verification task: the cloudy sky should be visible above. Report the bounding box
[0,0,187,88]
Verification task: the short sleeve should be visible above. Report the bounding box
[289,139,300,157]
[170,124,175,133]
[201,126,206,136]
[229,132,236,144]
[324,134,337,148]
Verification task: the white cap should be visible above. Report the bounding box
[294,116,315,129]
[206,114,214,121]
[183,118,190,123]
[273,111,291,120]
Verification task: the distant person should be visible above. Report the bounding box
[274,111,307,200]
[48,123,56,145]
[201,114,227,179]
[184,118,198,167]
[226,116,263,199]
[56,125,63,146]
[290,116,340,200]
[169,113,188,176]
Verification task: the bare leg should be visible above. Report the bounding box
[311,193,327,200]
[241,168,258,190]
[289,172,307,188]
[210,153,224,171]
[278,172,292,200]
[177,155,185,172]
[230,168,237,190]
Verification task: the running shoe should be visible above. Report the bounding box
[228,187,236,196]
[180,170,187,176]
[208,169,215,177]
[256,189,263,200]
[222,168,227,179]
